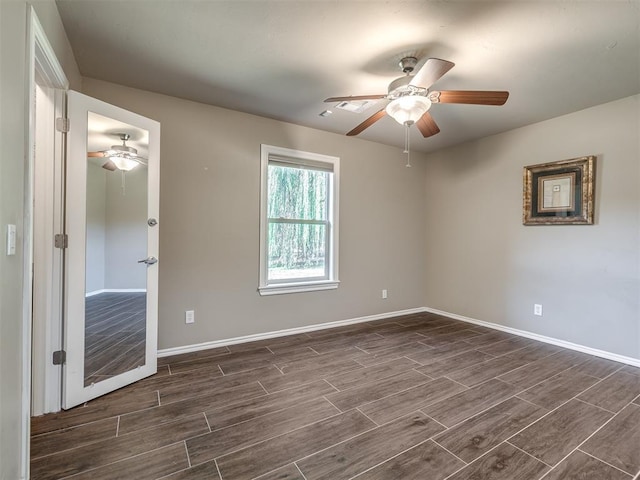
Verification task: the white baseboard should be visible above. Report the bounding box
[423,306,640,368]
[86,288,147,297]
[158,305,640,368]
[157,307,425,357]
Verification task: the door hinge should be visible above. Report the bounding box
[52,350,66,365]
[54,233,68,249]
[55,117,70,133]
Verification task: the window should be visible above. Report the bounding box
[259,145,339,295]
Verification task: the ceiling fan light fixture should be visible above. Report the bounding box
[104,133,141,171]
[109,156,139,171]
[385,95,432,125]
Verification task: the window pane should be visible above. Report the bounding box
[268,164,328,220]
[268,222,326,280]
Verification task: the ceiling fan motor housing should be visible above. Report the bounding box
[388,58,428,99]
[109,144,138,155]
[387,76,427,100]
[109,133,138,156]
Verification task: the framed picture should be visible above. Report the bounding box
[523,156,595,225]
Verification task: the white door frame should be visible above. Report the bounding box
[24,6,69,478]
[32,84,66,415]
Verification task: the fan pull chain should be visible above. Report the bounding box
[121,170,127,195]
[404,123,412,168]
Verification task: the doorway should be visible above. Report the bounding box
[28,3,161,422]
[25,7,70,478]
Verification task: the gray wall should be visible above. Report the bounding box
[85,162,148,293]
[424,95,640,359]
[0,1,80,477]
[85,163,107,293]
[82,78,428,350]
[104,166,148,290]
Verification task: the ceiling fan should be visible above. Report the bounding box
[325,57,509,138]
[88,133,147,172]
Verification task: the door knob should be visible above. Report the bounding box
[138,256,158,265]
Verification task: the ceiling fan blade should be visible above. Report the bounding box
[416,112,440,138]
[101,160,117,171]
[430,90,509,105]
[346,109,387,136]
[325,94,387,103]
[88,151,106,157]
[410,58,455,89]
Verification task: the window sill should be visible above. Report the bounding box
[258,280,340,296]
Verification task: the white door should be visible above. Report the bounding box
[63,90,160,409]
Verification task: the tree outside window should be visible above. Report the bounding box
[259,145,339,295]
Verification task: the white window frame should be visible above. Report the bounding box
[259,144,340,295]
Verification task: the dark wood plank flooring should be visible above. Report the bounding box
[84,292,146,386]
[32,311,640,479]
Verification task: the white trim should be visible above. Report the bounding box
[31,85,65,416]
[258,144,340,296]
[423,306,640,367]
[158,307,424,357]
[159,305,640,368]
[63,90,160,409]
[30,37,67,416]
[258,280,340,296]
[24,7,70,478]
[85,288,147,297]
[32,14,69,90]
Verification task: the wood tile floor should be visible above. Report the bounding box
[84,292,146,386]
[31,312,640,480]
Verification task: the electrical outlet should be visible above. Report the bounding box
[382,289,388,299]
[185,310,195,324]
[534,304,543,316]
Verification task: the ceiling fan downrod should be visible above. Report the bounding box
[399,56,417,74]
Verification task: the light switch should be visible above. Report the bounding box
[6,224,16,255]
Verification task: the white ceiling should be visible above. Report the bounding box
[56,1,640,154]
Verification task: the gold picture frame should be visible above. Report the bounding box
[523,156,595,225]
